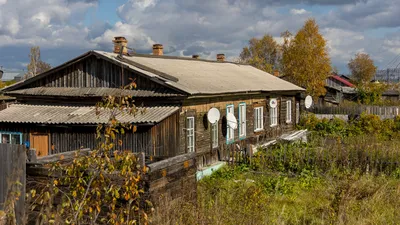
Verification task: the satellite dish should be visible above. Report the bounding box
[269,98,277,108]
[305,95,313,109]
[226,113,238,130]
[207,108,220,124]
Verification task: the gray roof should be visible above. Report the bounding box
[5,87,183,97]
[341,87,357,94]
[1,72,24,81]
[2,50,304,96]
[94,51,304,95]
[0,104,179,125]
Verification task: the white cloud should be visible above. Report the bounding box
[290,8,308,15]
[92,22,155,51]
[0,0,399,74]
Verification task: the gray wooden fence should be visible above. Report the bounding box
[309,105,400,119]
[0,144,26,224]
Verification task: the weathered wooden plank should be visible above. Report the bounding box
[37,148,91,164]
[148,152,196,172]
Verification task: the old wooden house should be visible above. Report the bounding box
[0,37,304,169]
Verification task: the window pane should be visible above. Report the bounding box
[11,134,21,144]
[2,134,10,144]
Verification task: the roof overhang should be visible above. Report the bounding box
[0,104,180,125]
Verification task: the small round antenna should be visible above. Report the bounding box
[207,108,220,124]
[305,95,313,109]
[226,113,238,129]
[269,98,277,108]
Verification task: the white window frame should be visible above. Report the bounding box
[0,132,22,144]
[211,122,218,148]
[239,103,246,139]
[186,117,195,152]
[270,99,278,127]
[226,104,234,143]
[254,106,264,132]
[286,100,292,123]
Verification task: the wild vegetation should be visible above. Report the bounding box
[166,114,400,225]
[24,80,151,225]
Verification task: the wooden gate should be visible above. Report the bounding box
[30,133,49,156]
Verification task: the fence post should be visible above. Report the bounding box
[138,152,145,168]
[29,149,37,162]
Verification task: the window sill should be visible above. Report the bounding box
[286,121,292,124]
[226,139,235,144]
[254,129,264,132]
[270,124,278,128]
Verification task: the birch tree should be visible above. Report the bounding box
[281,19,331,98]
[26,46,51,78]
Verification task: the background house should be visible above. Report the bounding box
[322,74,356,106]
[0,37,304,169]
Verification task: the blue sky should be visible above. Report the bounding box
[1,0,400,74]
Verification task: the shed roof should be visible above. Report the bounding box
[5,87,183,97]
[0,104,179,125]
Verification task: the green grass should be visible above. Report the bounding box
[159,133,400,225]
[192,167,400,225]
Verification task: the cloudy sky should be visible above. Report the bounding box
[1,0,400,74]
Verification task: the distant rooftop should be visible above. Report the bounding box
[1,71,24,81]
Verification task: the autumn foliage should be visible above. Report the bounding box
[28,81,151,225]
[281,19,331,98]
[348,52,377,85]
[239,35,280,73]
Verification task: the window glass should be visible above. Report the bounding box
[239,103,246,137]
[11,134,21,144]
[212,122,218,148]
[187,117,195,152]
[286,100,292,123]
[226,105,234,142]
[270,106,278,127]
[254,107,264,131]
[2,134,10,144]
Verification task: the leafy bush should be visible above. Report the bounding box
[299,113,400,139]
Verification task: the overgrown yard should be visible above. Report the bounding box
[161,114,400,225]
[194,166,400,225]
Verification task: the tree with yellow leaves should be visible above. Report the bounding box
[281,19,331,98]
[348,52,377,85]
[239,34,280,73]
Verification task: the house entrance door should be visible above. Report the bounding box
[30,133,49,156]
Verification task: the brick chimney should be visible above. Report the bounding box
[113,37,128,55]
[273,70,280,77]
[192,54,200,59]
[152,44,163,56]
[216,54,225,62]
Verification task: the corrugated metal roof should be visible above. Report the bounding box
[330,75,355,87]
[94,51,304,95]
[0,104,179,125]
[5,87,183,97]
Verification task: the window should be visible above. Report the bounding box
[286,100,292,123]
[254,107,263,131]
[296,102,300,123]
[186,117,195,152]
[226,105,234,143]
[0,132,22,144]
[270,99,278,127]
[239,103,246,138]
[211,122,218,148]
